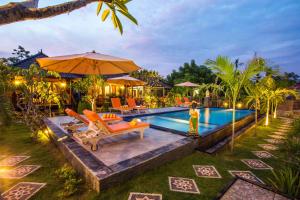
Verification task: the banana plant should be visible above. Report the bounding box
[97,0,138,34]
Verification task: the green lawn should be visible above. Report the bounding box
[0,118,287,200]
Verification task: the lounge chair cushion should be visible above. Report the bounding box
[107,122,149,133]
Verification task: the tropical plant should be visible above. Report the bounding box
[260,76,276,126]
[270,88,296,119]
[205,56,263,151]
[268,167,300,198]
[73,75,105,112]
[245,81,263,129]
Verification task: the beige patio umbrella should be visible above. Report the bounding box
[175,81,200,99]
[175,81,200,87]
[107,76,145,97]
[107,76,145,86]
[36,51,140,75]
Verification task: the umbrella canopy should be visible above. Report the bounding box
[175,81,200,87]
[106,76,145,86]
[36,52,140,75]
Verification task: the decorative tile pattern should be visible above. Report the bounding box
[264,139,283,144]
[220,179,289,200]
[0,156,30,167]
[228,170,264,184]
[241,159,272,170]
[128,192,162,200]
[258,144,278,151]
[193,165,222,178]
[0,165,41,179]
[169,176,200,194]
[252,151,274,159]
[269,135,286,140]
[1,182,46,200]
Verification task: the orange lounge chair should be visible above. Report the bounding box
[110,98,133,114]
[83,109,150,151]
[62,108,90,132]
[183,97,192,106]
[127,98,148,113]
[175,97,189,107]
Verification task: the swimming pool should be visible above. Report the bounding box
[137,108,253,136]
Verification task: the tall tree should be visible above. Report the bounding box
[167,60,216,85]
[206,56,262,151]
[0,0,137,34]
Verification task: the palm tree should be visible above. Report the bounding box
[206,56,263,151]
[245,81,263,131]
[260,76,276,126]
[270,88,296,119]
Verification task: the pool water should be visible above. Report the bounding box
[139,108,253,135]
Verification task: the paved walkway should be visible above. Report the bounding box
[0,155,45,200]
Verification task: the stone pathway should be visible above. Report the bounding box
[218,178,289,200]
[0,156,30,167]
[193,165,222,178]
[128,192,162,200]
[258,144,278,151]
[228,170,264,184]
[252,151,274,159]
[263,138,283,144]
[0,155,44,200]
[269,135,286,140]
[1,182,46,200]
[241,159,273,170]
[0,165,41,179]
[168,176,200,194]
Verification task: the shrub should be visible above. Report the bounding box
[77,100,92,114]
[268,167,300,198]
[55,164,82,198]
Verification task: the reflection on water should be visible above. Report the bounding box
[204,108,210,125]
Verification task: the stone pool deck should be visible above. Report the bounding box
[44,107,196,192]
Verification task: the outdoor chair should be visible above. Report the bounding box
[175,97,189,107]
[126,98,148,113]
[82,109,149,151]
[110,98,133,114]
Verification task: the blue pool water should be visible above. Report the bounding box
[139,108,253,135]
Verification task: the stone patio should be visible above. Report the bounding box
[0,156,30,167]
[0,165,41,179]
[228,170,264,184]
[1,182,46,200]
[168,176,200,194]
[252,151,274,159]
[45,108,197,192]
[128,192,162,200]
[193,165,222,178]
[258,144,278,151]
[217,178,289,200]
[241,159,272,170]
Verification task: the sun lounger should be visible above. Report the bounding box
[175,97,189,107]
[183,97,192,105]
[62,108,89,132]
[127,98,148,113]
[109,98,133,114]
[82,109,150,151]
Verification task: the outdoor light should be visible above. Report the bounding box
[14,80,22,86]
[237,103,242,109]
[223,102,228,107]
[60,82,67,87]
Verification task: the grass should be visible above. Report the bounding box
[0,117,288,199]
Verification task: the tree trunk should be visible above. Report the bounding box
[91,99,96,112]
[254,99,258,135]
[265,98,270,126]
[231,100,236,152]
[273,102,277,118]
[0,0,111,25]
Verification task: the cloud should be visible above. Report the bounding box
[0,0,299,76]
